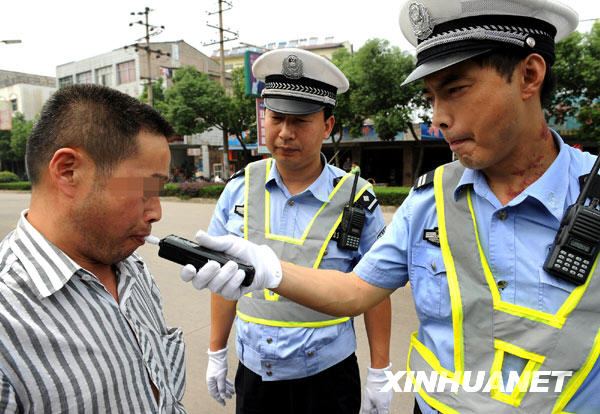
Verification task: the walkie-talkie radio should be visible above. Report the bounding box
[337,172,366,251]
[544,155,600,285]
[146,234,255,287]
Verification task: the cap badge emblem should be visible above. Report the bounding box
[282,54,303,79]
[408,2,434,40]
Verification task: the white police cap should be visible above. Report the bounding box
[399,0,579,85]
[252,48,349,115]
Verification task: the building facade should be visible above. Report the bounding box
[56,40,223,97]
[0,70,56,121]
[212,37,352,71]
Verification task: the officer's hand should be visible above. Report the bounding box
[180,230,282,300]
[206,346,234,406]
[362,363,393,414]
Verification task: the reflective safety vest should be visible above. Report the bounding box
[236,158,372,328]
[409,161,600,413]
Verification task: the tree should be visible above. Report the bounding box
[224,66,257,164]
[10,113,33,160]
[140,80,169,117]
[163,66,229,136]
[332,39,428,176]
[551,22,600,143]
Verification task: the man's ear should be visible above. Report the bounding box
[520,53,546,101]
[48,148,89,198]
[323,115,336,140]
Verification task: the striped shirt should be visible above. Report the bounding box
[0,211,186,413]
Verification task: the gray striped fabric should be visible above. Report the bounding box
[0,211,186,413]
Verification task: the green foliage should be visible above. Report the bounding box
[139,81,170,117]
[373,186,411,206]
[332,40,424,145]
[227,66,257,145]
[0,181,31,190]
[9,113,33,159]
[176,183,225,198]
[0,130,15,164]
[164,66,229,136]
[551,22,600,141]
[0,171,19,182]
[162,183,180,196]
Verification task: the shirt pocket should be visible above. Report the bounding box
[411,246,450,320]
[224,215,244,237]
[160,327,186,402]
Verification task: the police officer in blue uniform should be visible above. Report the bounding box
[190,48,393,413]
[182,1,600,413]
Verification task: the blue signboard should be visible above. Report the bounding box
[421,123,444,140]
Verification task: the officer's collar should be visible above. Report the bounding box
[455,129,569,221]
[265,154,332,203]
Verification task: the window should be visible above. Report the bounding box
[96,66,113,86]
[117,60,136,85]
[76,71,92,84]
[58,76,73,89]
[10,99,17,112]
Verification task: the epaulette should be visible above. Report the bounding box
[414,169,436,190]
[333,176,379,213]
[227,169,245,183]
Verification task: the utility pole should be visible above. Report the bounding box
[127,7,170,107]
[204,0,238,178]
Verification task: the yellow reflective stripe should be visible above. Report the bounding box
[410,332,460,381]
[263,171,354,245]
[553,328,600,413]
[494,339,545,364]
[236,310,349,327]
[265,159,272,235]
[244,164,251,240]
[264,289,279,301]
[434,166,465,375]
[407,333,463,414]
[556,255,599,318]
[465,188,593,329]
[313,182,372,268]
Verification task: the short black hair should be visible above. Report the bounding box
[26,84,174,185]
[471,49,556,107]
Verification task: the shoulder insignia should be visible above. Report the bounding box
[227,169,245,183]
[356,191,379,213]
[414,169,436,190]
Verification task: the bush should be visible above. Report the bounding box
[177,182,225,198]
[162,183,180,196]
[0,181,31,190]
[0,171,19,183]
[373,186,411,206]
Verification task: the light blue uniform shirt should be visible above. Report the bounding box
[354,132,600,414]
[209,157,386,381]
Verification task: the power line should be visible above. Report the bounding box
[125,7,170,107]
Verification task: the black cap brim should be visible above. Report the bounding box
[401,48,492,86]
[264,97,325,115]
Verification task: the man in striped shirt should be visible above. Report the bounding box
[0,84,186,413]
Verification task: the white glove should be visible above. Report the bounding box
[206,346,235,406]
[180,230,282,300]
[362,363,393,414]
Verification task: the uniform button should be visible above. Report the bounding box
[266,338,272,344]
[265,363,271,368]
[239,225,244,232]
[323,250,328,256]
[288,200,295,206]
[266,371,272,376]
[431,262,437,271]
[497,280,508,290]
[497,211,508,220]
[307,351,314,357]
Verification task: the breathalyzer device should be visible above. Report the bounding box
[145,234,255,287]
